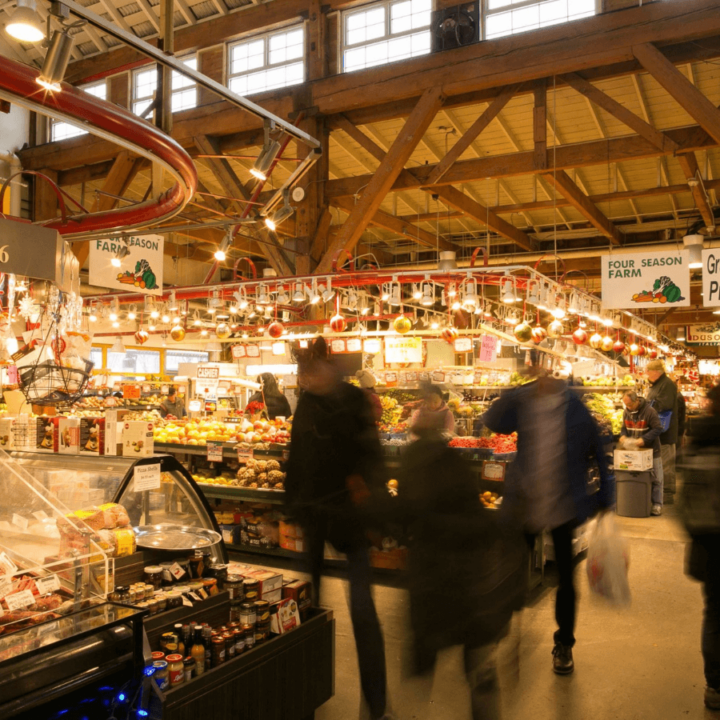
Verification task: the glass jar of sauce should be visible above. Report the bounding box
[151,651,165,663]
[211,636,226,666]
[254,600,270,624]
[243,624,256,650]
[224,632,235,659]
[153,660,169,690]
[239,602,256,627]
[233,628,245,655]
[160,632,179,654]
[243,578,259,602]
[166,654,184,686]
[225,575,245,603]
[202,579,218,597]
[144,566,163,590]
[183,656,195,682]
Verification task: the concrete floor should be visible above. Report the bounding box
[243,506,713,720]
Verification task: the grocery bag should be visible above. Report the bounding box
[586,512,631,606]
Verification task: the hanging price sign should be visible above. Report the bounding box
[207,442,224,462]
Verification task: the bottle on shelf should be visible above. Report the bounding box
[191,626,206,676]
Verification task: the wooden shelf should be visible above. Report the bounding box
[199,484,286,504]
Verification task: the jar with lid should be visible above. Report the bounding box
[243,624,256,650]
[144,583,156,597]
[113,586,130,604]
[183,656,195,682]
[166,654,184,686]
[160,632,179,654]
[144,566,163,590]
[177,559,191,581]
[188,549,205,579]
[225,575,245,603]
[224,632,235,659]
[166,592,182,610]
[243,578,259,602]
[155,593,167,612]
[255,621,270,645]
[133,584,146,602]
[201,626,212,668]
[254,600,270,624]
[127,586,137,605]
[153,660,169,690]
[160,561,175,586]
[151,651,165,663]
[233,628,245,655]
[202,578,218,597]
[207,562,228,589]
[147,598,159,615]
[229,605,242,624]
[211,636,226,666]
[239,602,256,627]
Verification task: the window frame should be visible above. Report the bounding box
[51,80,107,142]
[226,24,306,97]
[341,0,433,74]
[131,55,199,118]
[482,0,600,41]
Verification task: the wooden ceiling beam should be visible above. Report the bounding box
[533,78,547,171]
[544,170,623,245]
[633,42,720,147]
[676,152,716,230]
[429,185,538,252]
[425,83,521,186]
[316,87,445,274]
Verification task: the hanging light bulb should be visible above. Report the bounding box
[111,336,125,354]
[526,281,539,306]
[501,277,516,304]
[380,284,390,302]
[168,291,179,312]
[257,283,270,305]
[292,282,306,304]
[536,283,549,311]
[412,284,422,300]
[109,298,119,322]
[238,289,249,310]
[567,292,579,314]
[264,190,294,231]
[161,307,171,324]
[37,29,74,92]
[462,276,478,309]
[110,239,130,268]
[127,305,137,321]
[193,312,202,326]
[251,121,281,181]
[276,286,290,305]
[308,280,321,305]
[388,279,402,307]
[89,304,98,323]
[5,0,44,42]
[214,231,232,262]
[322,278,335,303]
[421,279,434,307]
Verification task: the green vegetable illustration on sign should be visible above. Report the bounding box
[631,275,685,304]
[116,259,157,290]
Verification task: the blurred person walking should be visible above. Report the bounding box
[646,359,679,505]
[398,410,526,720]
[620,390,664,515]
[483,353,614,675]
[248,372,292,420]
[285,338,392,720]
[679,385,720,711]
[356,369,383,422]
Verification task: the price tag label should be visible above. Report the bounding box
[182,595,193,608]
[188,591,202,603]
[142,384,151,394]
[0,576,12,599]
[134,463,161,492]
[5,589,35,612]
[11,514,28,531]
[207,442,224,462]
[32,510,49,521]
[170,562,186,580]
[454,337,473,353]
[282,449,290,462]
[161,385,169,395]
[0,552,18,576]
[482,461,506,481]
[35,574,60,595]
[237,447,253,463]
[346,338,362,352]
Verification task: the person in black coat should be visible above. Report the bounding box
[397,412,526,720]
[248,372,291,419]
[285,338,391,720]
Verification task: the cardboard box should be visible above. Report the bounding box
[262,587,282,604]
[104,409,128,456]
[55,417,80,454]
[228,563,283,597]
[269,598,301,635]
[11,415,36,451]
[0,417,15,450]
[613,448,653,472]
[80,417,105,455]
[283,580,312,620]
[279,536,304,553]
[122,420,154,457]
[36,417,55,452]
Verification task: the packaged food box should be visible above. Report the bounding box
[104,409,129,457]
[80,417,105,455]
[228,563,283,597]
[122,420,155,457]
[36,416,55,452]
[283,580,312,620]
[54,417,81,454]
[613,448,653,472]
[269,597,301,635]
[0,417,14,450]
[262,587,282,603]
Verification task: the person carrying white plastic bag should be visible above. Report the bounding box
[586,511,631,606]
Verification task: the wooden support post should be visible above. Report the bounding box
[561,72,678,152]
[316,87,445,273]
[157,0,175,136]
[425,84,520,186]
[310,205,333,264]
[533,78,547,171]
[33,168,58,223]
[544,170,623,245]
[633,43,720,147]
[306,0,327,82]
[429,185,537,252]
[677,152,716,230]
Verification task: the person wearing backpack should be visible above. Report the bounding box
[646,360,679,505]
[679,385,720,711]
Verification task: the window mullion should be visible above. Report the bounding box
[486,0,548,14]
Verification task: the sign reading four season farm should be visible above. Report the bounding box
[601,250,690,309]
[89,234,164,296]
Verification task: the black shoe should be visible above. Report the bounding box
[552,643,574,675]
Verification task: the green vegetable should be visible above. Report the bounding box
[663,284,681,303]
[143,270,157,290]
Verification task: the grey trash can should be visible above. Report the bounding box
[615,470,653,518]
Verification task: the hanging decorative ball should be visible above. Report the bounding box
[170,325,185,342]
[268,321,284,339]
[441,326,458,345]
[629,343,640,356]
[330,314,347,333]
[135,329,149,345]
[589,332,603,349]
[514,321,533,343]
[637,345,647,357]
[613,340,626,354]
[548,320,564,338]
[648,349,658,360]
[531,325,547,345]
[572,327,588,345]
[216,323,231,340]
[601,335,614,352]
[393,315,412,334]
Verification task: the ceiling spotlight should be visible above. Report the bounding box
[193,312,202,326]
[264,190,294,231]
[462,276,478,309]
[251,121,281,181]
[161,311,170,324]
[348,291,359,310]
[412,284,422,301]
[448,284,457,299]
[684,233,704,269]
[308,280,321,305]
[501,278,516,304]
[127,305,137,321]
[111,336,125,354]
[381,284,390,302]
[388,279,402,307]
[37,29,74,92]
[276,286,290,304]
[214,231,232,262]
[421,280,434,307]
[537,283,549,311]
[150,306,160,320]
[292,282,305,304]
[321,279,335,303]
[168,291,179,312]
[228,304,238,315]
[257,283,270,305]
[6,0,44,43]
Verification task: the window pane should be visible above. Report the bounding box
[90,347,103,369]
[345,7,386,46]
[52,121,86,141]
[486,0,596,39]
[165,350,209,373]
[133,99,154,117]
[135,69,156,99]
[84,82,107,100]
[172,88,197,112]
[172,57,197,90]
[107,349,160,374]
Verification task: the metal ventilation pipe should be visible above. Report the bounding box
[438,251,457,270]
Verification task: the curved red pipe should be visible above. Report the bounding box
[0,55,197,236]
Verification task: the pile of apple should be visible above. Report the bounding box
[154,417,291,446]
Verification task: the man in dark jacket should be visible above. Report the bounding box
[620,391,664,515]
[285,338,391,720]
[483,361,614,676]
[646,360,679,505]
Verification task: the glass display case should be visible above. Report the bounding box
[0,448,111,638]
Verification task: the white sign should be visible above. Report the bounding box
[601,250,690,309]
[686,323,720,345]
[134,463,161,492]
[89,234,164,296]
[454,337,473,353]
[35,574,61,595]
[385,336,423,364]
[702,249,720,306]
[5,589,35,611]
[197,365,220,380]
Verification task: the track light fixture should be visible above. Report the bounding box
[6,0,44,42]
[37,28,74,92]
[251,120,281,182]
[292,282,305,304]
[214,231,232,261]
[264,190,294,232]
